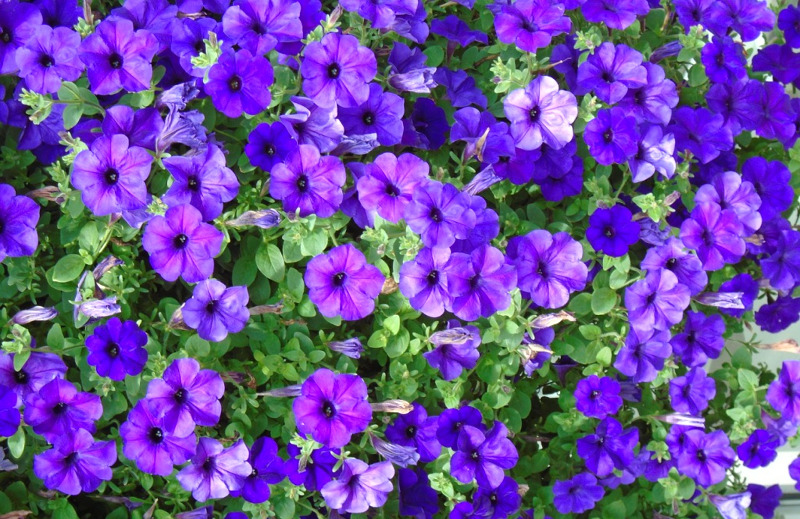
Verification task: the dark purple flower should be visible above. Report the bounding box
[399,468,439,519]
[670,367,716,415]
[552,473,604,514]
[145,357,225,431]
[24,378,102,443]
[0,183,40,263]
[0,386,19,437]
[574,375,622,419]
[339,83,405,146]
[447,245,517,321]
[305,243,384,321]
[170,17,218,77]
[757,296,800,333]
[676,429,735,487]
[451,421,518,488]
[206,49,273,118]
[753,44,800,84]
[270,144,345,218]
[521,327,555,375]
[0,352,66,405]
[233,437,285,503]
[551,35,582,90]
[577,42,647,105]
[761,229,800,291]
[78,18,158,95]
[474,476,521,519]
[33,429,116,495]
[748,484,781,519]
[292,368,372,448]
[626,268,690,333]
[494,0,570,52]
[751,82,797,144]
[619,63,679,126]
[339,0,414,28]
[163,145,238,221]
[357,152,428,224]
[157,108,208,154]
[404,181,475,248]
[628,124,676,182]
[706,80,762,136]
[737,429,778,469]
[767,360,800,423]
[16,25,82,94]
[103,105,164,151]
[183,279,249,342]
[670,311,725,366]
[451,195,501,252]
[718,273,758,318]
[109,0,177,51]
[401,97,449,150]
[583,0,649,29]
[386,402,441,463]
[71,134,152,217]
[432,14,488,47]
[286,443,340,491]
[436,405,483,449]
[141,204,224,283]
[577,417,638,477]
[34,0,80,27]
[424,321,481,380]
[742,156,793,222]
[86,317,148,381]
[120,399,196,476]
[0,2,42,75]
[320,459,394,514]
[780,5,800,47]
[433,68,487,109]
[387,42,437,93]
[507,229,588,309]
[695,171,761,236]
[701,36,746,84]
[585,107,639,165]
[301,32,377,109]
[400,247,455,318]
[680,202,745,271]
[615,327,672,383]
[451,108,514,165]
[503,75,577,151]
[670,107,733,164]
[586,206,639,257]
[176,437,251,501]
[640,237,707,295]
[245,121,298,172]
[222,0,302,55]
[706,0,775,42]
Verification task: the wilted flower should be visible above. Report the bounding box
[10,306,56,325]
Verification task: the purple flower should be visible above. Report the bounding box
[86,317,148,381]
[701,36,746,84]
[695,171,762,236]
[767,360,800,423]
[451,421,518,488]
[103,106,164,151]
[451,108,514,165]
[615,328,672,383]
[474,476,521,519]
[626,269,690,333]
[233,437,286,503]
[757,295,800,333]
[301,32,377,109]
[176,437,251,501]
[718,273,758,318]
[24,378,102,443]
[503,75,577,151]
[281,97,346,152]
[0,183,40,263]
[339,83,405,146]
[0,352,66,405]
[206,49,273,118]
[706,80,762,136]
[0,3,42,74]
[640,237,707,295]
[619,63,679,125]
[33,429,116,495]
[292,368,372,448]
[780,5,800,48]
[387,43,437,93]
[34,0,80,27]
[676,429,735,487]
[451,195,501,252]
[628,124,676,182]
[399,468,439,519]
[507,229,588,309]
[586,206,639,257]
[370,433,420,467]
[494,0,570,53]
[401,97,450,150]
[120,399,196,476]
[706,0,775,42]
[552,473,604,514]
[0,386,19,437]
[670,367,716,415]
[582,0,649,29]
[357,152,428,224]
[680,202,745,271]
[448,245,517,321]
[71,134,152,217]
[163,145,239,221]
[737,429,778,469]
[170,17,218,77]
[585,107,639,165]
[404,181,475,248]
[78,18,158,95]
[432,15,488,47]
[141,204,224,283]
[436,405,483,448]
[577,417,638,477]
[433,68,487,109]
[577,42,647,105]
[270,144,346,219]
[400,247,456,318]
[574,375,622,419]
[386,402,441,463]
[305,243,384,321]
[670,311,725,366]
[145,357,225,431]
[424,321,481,380]
[182,279,249,342]
[670,107,733,164]
[748,484,782,519]
[320,459,394,514]
[709,492,751,519]
[761,230,800,291]
[221,0,302,55]
[285,444,340,491]
[328,338,364,359]
[15,25,82,94]
[753,44,800,84]
[742,156,793,222]
[245,122,298,172]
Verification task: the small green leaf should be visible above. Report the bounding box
[7,427,24,457]
[384,315,401,335]
[255,242,285,282]
[596,346,612,366]
[52,254,85,283]
[13,350,30,372]
[591,288,617,315]
[579,324,602,340]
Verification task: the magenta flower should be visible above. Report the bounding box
[321,459,395,514]
[24,378,102,443]
[120,399,196,476]
[33,429,116,495]
[357,152,429,223]
[292,368,372,448]
[494,0,571,53]
[205,49,273,118]
[503,75,577,151]
[270,144,346,218]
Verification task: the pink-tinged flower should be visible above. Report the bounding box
[205,49,273,118]
[503,75,577,151]
[176,437,251,502]
[321,459,395,514]
[33,429,116,495]
[270,144,346,218]
[680,202,745,271]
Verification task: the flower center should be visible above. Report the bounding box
[666,257,677,269]
[106,342,120,358]
[696,450,706,462]
[173,388,187,404]
[264,144,275,156]
[490,493,498,504]
[405,425,417,438]
[104,169,119,185]
[296,175,309,192]
[53,402,68,415]
[109,53,123,70]
[701,229,714,246]
[537,261,549,277]
[529,106,541,122]
[384,184,399,196]
[597,436,605,446]
[229,75,242,92]
[194,40,205,53]
[427,270,439,285]
[0,219,5,234]
[470,450,479,460]
[604,226,615,238]
[327,63,341,79]
[202,457,215,472]
[39,55,54,68]
[429,208,443,223]
[13,370,27,384]
[332,272,347,286]
[187,176,200,191]
[646,293,656,305]
[590,390,600,399]
[205,300,217,314]
[362,112,375,125]
[322,400,335,418]
[603,129,614,143]
[0,31,11,44]
[250,467,259,478]
[64,452,78,465]
[173,233,189,249]
[148,427,164,444]
[601,71,614,82]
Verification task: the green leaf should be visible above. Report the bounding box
[579,324,602,340]
[300,229,327,257]
[609,269,628,290]
[52,254,85,283]
[12,350,30,372]
[185,335,211,358]
[591,288,617,315]
[737,369,758,392]
[424,46,444,67]
[255,242,285,282]
[7,427,24,457]
[285,268,304,301]
[596,346,612,366]
[383,315,401,335]
[62,104,83,129]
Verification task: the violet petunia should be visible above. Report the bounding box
[503,75,577,151]
[423,321,481,380]
[245,121,298,172]
[320,459,395,514]
[494,0,570,53]
[120,399,196,476]
[357,152,428,224]
[232,437,286,503]
[399,247,456,318]
[0,352,66,405]
[0,2,42,75]
[85,317,148,381]
[176,437,252,502]
[586,206,639,257]
[574,375,623,419]
[670,367,716,415]
[24,378,102,443]
[615,327,672,383]
[626,269,690,333]
[676,429,735,487]
[205,49,273,118]
[584,107,639,165]
[338,83,405,146]
[552,472,604,514]
[448,245,518,321]
[577,42,647,105]
[670,311,725,366]
[33,429,116,495]
[451,421,518,488]
[577,417,638,477]
[680,202,745,271]
[16,25,82,94]
[404,181,475,249]
[386,402,441,463]
[270,144,346,218]
[182,279,249,342]
[221,0,302,55]
[0,183,40,263]
[301,32,377,109]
